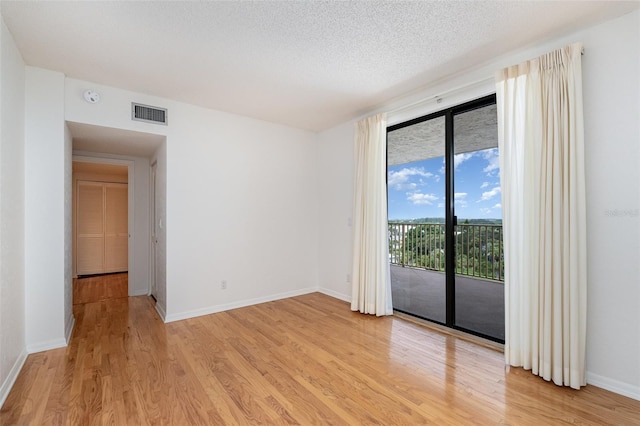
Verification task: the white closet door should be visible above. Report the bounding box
[76,182,105,275]
[105,183,128,272]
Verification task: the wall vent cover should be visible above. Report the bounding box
[131,103,168,125]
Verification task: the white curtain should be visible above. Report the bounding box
[351,113,393,316]
[496,43,587,389]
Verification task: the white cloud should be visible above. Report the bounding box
[482,148,500,176]
[388,167,434,190]
[407,192,438,205]
[403,182,417,190]
[493,203,501,209]
[480,181,489,189]
[438,153,474,174]
[479,186,501,202]
[455,193,468,207]
[454,152,475,170]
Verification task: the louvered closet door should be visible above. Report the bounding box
[76,182,105,275]
[105,183,128,272]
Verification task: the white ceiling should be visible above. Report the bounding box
[2,1,638,132]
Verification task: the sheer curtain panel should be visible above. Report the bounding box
[496,43,587,389]
[351,113,393,316]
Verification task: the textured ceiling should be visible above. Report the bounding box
[2,1,638,132]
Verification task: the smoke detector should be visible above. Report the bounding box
[83,90,101,104]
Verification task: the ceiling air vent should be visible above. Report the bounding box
[131,103,168,125]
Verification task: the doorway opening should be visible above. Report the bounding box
[67,120,166,312]
[72,160,130,305]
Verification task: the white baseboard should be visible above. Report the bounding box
[155,302,167,322]
[318,287,351,303]
[587,371,640,401]
[130,289,149,297]
[26,338,68,354]
[65,315,75,343]
[0,349,28,409]
[164,287,318,323]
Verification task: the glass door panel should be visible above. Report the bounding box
[452,103,505,341]
[387,115,446,324]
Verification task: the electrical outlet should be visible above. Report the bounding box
[221,280,227,290]
[346,274,351,283]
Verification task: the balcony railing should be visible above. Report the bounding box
[388,222,504,282]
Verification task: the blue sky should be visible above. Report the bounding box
[387,147,502,220]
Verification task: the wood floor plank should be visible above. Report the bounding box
[2,291,640,425]
[73,273,128,305]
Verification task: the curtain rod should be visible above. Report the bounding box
[386,45,583,117]
[387,76,494,116]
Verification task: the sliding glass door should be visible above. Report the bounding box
[387,95,504,342]
[452,101,504,341]
[388,115,446,324]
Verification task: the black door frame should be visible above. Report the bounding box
[387,94,500,342]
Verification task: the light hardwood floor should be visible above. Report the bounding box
[1,293,639,425]
[73,272,128,305]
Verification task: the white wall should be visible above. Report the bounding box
[164,102,319,320]
[126,156,151,297]
[317,10,640,399]
[63,123,73,341]
[151,142,167,318]
[0,16,26,408]
[579,10,640,399]
[64,77,319,321]
[317,121,354,302]
[24,67,68,352]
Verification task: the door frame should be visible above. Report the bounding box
[149,160,157,299]
[387,94,500,342]
[72,155,135,293]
